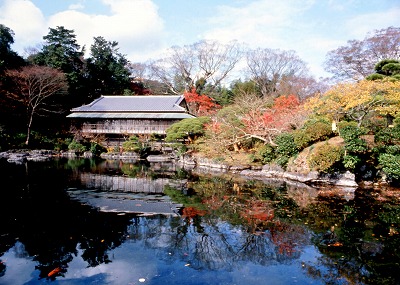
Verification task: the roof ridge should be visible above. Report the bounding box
[89,96,104,106]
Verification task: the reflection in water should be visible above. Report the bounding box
[69,173,183,216]
[0,158,399,284]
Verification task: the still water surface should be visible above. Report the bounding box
[0,158,399,284]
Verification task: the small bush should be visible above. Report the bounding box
[90,142,107,156]
[275,133,298,168]
[256,143,276,164]
[275,156,290,168]
[294,119,333,150]
[340,125,367,153]
[122,136,141,152]
[342,155,360,171]
[165,117,210,142]
[385,145,400,155]
[307,143,344,172]
[375,125,400,145]
[68,140,87,154]
[379,153,400,180]
[275,133,298,157]
[122,136,150,155]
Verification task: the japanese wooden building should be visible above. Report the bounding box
[67,95,194,142]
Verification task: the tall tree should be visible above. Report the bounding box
[31,26,87,106]
[6,66,68,145]
[0,24,25,74]
[324,26,400,81]
[245,48,311,98]
[149,40,242,95]
[87,36,131,97]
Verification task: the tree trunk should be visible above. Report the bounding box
[26,111,34,146]
[233,143,240,152]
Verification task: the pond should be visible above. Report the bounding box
[0,158,399,285]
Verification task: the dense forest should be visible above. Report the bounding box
[0,24,399,184]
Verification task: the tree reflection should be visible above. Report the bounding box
[298,187,400,284]
[161,175,311,270]
[1,159,400,284]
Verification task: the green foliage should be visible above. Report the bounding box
[340,124,367,153]
[275,156,290,168]
[54,137,72,151]
[385,145,400,155]
[367,59,400,81]
[307,143,344,172]
[9,133,28,148]
[377,204,400,226]
[366,73,385,81]
[87,36,131,96]
[230,79,262,98]
[275,133,298,157]
[274,133,298,168]
[338,124,367,171]
[342,155,360,171]
[375,125,400,145]
[378,153,400,180]
[294,118,333,150]
[253,143,276,164]
[212,86,235,106]
[174,144,188,156]
[165,117,210,142]
[68,140,86,153]
[90,142,107,156]
[122,136,150,156]
[0,24,25,73]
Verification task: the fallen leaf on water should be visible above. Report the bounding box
[48,267,61,277]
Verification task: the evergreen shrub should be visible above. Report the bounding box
[379,153,400,180]
[294,119,333,150]
[256,143,276,164]
[68,140,86,154]
[275,133,298,168]
[307,143,344,172]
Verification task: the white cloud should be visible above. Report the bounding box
[0,0,47,54]
[345,7,400,39]
[203,0,315,49]
[0,0,166,61]
[47,0,165,61]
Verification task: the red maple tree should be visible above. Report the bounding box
[241,94,304,144]
[184,88,221,116]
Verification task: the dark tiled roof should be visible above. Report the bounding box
[66,112,194,119]
[71,95,187,113]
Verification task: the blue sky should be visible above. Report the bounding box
[0,0,399,78]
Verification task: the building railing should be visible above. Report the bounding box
[81,123,169,135]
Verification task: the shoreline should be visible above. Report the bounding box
[0,149,359,189]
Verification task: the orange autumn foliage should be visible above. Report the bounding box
[241,94,304,143]
[182,207,207,219]
[184,88,221,116]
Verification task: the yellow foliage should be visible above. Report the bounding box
[305,79,400,123]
